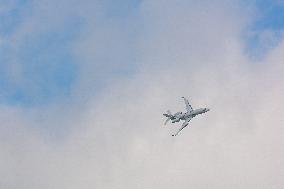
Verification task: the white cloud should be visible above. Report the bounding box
[0,0,284,188]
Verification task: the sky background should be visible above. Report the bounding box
[0,0,284,188]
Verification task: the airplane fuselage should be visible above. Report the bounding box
[163,97,210,136]
[171,108,209,123]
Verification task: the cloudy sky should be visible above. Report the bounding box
[1,0,284,188]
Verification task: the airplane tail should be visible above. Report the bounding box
[163,110,173,125]
[163,110,172,117]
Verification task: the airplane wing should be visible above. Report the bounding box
[172,117,192,136]
[182,97,193,113]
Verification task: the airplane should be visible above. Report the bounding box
[163,97,210,136]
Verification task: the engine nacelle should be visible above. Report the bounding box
[172,119,180,123]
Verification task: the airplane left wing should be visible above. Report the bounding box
[182,97,193,113]
[172,117,192,136]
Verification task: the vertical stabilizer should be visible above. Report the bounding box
[163,110,173,125]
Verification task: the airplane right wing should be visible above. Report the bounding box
[182,97,193,113]
[172,117,192,136]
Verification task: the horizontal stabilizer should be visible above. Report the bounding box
[164,117,171,125]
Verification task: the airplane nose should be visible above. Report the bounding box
[206,108,210,112]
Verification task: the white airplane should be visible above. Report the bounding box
[163,97,210,136]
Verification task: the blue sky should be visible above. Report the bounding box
[0,0,82,106]
[254,0,284,30]
[244,0,284,58]
[0,0,284,106]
